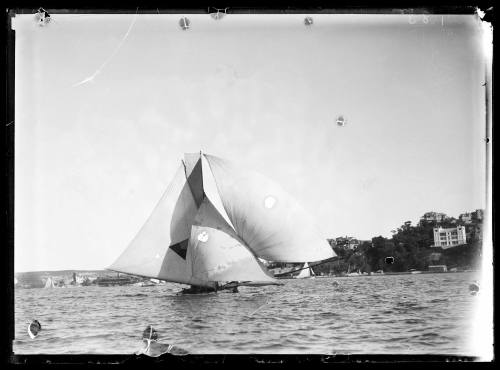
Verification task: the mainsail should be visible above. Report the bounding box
[109,152,335,288]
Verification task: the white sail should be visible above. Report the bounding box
[201,154,237,232]
[191,196,238,238]
[186,198,276,284]
[204,154,336,262]
[184,152,236,233]
[187,227,276,284]
[44,277,55,288]
[110,152,332,288]
[109,164,199,284]
[296,262,315,279]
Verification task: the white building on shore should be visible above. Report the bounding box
[432,226,467,249]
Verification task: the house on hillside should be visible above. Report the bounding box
[473,209,484,221]
[335,236,360,250]
[459,212,473,224]
[459,209,484,225]
[420,212,447,223]
[432,226,466,249]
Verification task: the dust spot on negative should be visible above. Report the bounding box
[197,231,209,242]
[469,281,480,295]
[28,320,42,339]
[179,17,190,30]
[336,115,346,127]
[142,325,158,341]
[264,196,277,209]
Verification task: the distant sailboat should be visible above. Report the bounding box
[295,262,316,279]
[109,152,336,292]
[44,277,55,288]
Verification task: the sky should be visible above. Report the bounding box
[13,13,488,272]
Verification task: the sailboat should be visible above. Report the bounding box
[109,152,336,293]
[295,262,316,279]
[44,277,55,288]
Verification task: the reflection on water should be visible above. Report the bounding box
[14,272,479,354]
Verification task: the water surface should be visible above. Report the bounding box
[14,272,479,355]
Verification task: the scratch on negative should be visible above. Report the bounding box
[72,8,139,87]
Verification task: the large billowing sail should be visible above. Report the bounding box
[203,154,336,262]
[109,164,199,284]
[186,198,276,283]
[109,151,334,288]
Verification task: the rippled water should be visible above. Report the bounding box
[14,272,479,355]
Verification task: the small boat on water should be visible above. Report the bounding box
[410,269,422,274]
[44,277,55,288]
[295,262,316,279]
[109,152,335,293]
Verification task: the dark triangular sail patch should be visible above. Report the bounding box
[169,239,189,259]
[184,155,204,208]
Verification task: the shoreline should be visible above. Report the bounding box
[316,270,479,278]
[14,270,480,289]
